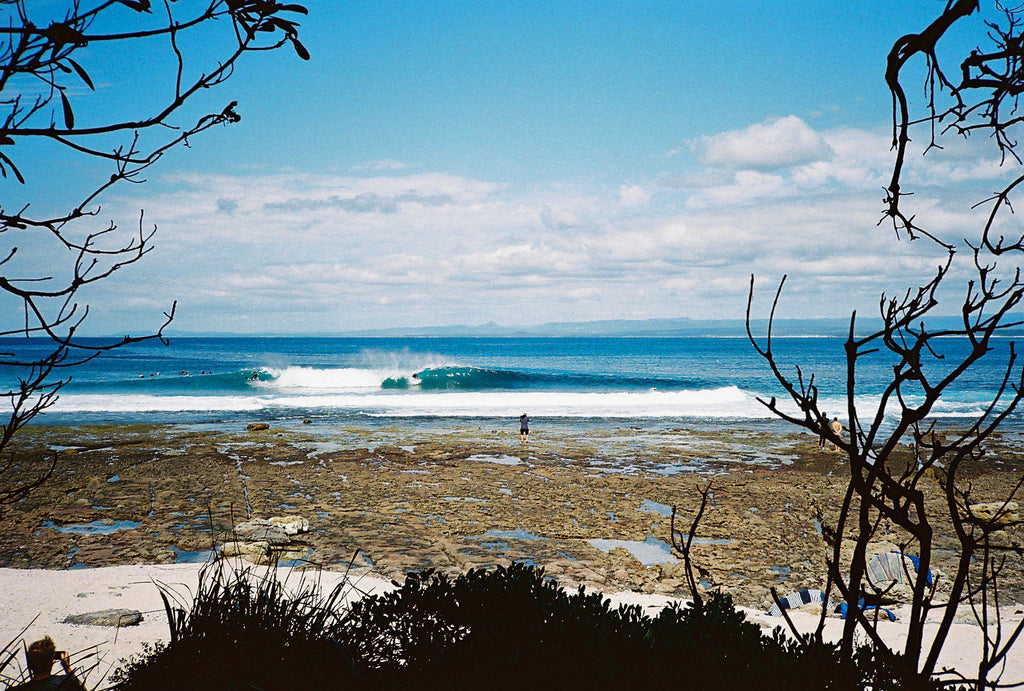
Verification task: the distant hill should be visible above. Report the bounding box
[294,315,1021,338]
[163,315,1024,339]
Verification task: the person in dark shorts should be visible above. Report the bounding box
[519,413,530,442]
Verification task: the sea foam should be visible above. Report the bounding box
[259,366,395,390]
[49,386,769,418]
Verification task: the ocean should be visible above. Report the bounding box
[5,335,1020,432]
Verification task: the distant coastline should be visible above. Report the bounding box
[161,314,1024,340]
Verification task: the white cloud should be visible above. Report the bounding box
[693,169,788,207]
[682,125,893,209]
[692,115,835,170]
[540,206,579,230]
[71,114,1015,334]
[349,159,410,172]
[618,184,650,208]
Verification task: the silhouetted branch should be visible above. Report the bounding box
[0,0,307,505]
[747,2,1024,685]
[670,481,714,609]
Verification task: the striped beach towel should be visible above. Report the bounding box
[767,588,827,617]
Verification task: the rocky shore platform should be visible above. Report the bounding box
[2,420,1022,610]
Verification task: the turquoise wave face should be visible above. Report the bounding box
[381,366,709,391]
[381,366,531,390]
[70,369,261,394]
[66,363,710,395]
[412,366,533,390]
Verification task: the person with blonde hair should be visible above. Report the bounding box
[10,636,84,690]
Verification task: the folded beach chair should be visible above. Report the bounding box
[866,551,933,589]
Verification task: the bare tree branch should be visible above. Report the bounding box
[0,0,307,505]
[748,2,1024,685]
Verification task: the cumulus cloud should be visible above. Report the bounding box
[692,115,835,170]
[693,169,788,207]
[682,125,893,208]
[618,184,650,208]
[79,114,1008,333]
[540,206,579,230]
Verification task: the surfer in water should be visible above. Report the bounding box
[519,413,530,442]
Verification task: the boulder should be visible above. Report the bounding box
[246,422,270,432]
[63,608,142,627]
[268,515,310,535]
[966,501,1020,526]
[233,518,292,545]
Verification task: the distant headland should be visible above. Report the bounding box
[165,315,1024,339]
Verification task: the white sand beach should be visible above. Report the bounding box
[0,564,393,687]
[1,564,1021,687]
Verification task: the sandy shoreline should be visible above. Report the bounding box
[1,562,1021,686]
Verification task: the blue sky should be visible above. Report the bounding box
[5,1,1012,334]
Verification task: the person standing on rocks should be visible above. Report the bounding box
[830,416,843,452]
[10,635,85,690]
[519,413,530,442]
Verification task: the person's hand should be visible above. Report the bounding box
[58,651,71,673]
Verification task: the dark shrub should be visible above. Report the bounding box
[340,561,651,688]
[341,562,927,690]
[111,560,935,690]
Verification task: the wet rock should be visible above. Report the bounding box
[274,546,310,564]
[607,546,636,564]
[221,540,272,564]
[246,423,270,432]
[63,608,142,627]
[233,518,297,545]
[73,545,116,565]
[658,562,687,580]
[6,423,1024,609]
